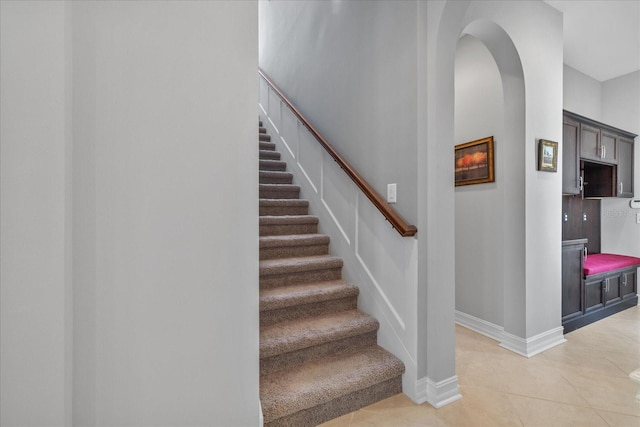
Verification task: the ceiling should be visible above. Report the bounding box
[544,0,640,82]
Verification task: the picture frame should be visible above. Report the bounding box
[538,139,558,172]
[455,136,495,186]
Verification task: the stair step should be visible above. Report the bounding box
[260,215,318,237]
[260,234,329,260]
[260,309,377,358]
[260,310,378,374]
[259,184,300,200]
[260,280,357,311]
[259,199,309,216]
[259,255,342,288]
[260,280,358,326]
[259,150,281,160]
[259,171,293,185]
[259,120,263,127]
[259,160,287,172]
[260,133,272,142]
[260,141,276,151]
[260,126,267,134]
[260,345,404,426]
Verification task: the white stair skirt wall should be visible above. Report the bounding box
[259,76,423,403]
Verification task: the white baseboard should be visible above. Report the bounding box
[410,375,461,408]
[456,311,566,358]
[425,375,461,408]
[500,327,566,358]
[455,310,503,342]
[409,376,429,404]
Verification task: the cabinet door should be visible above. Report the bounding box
[617,137,634,198]
[604,275,621,305]
[600,131,618,164]
[562,243,584,320]
[563,117,581,195]
[621,269,637,299]
[580,124,601,162]
[585,278,604,312]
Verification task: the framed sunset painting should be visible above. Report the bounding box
[454,136,495,186]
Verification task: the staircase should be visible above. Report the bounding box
[258,122,405,427]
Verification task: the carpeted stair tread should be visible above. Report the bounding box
[259,126,267,133]
[260,309,378,358]
[259,215,318,227]
[260,149,281,160]
[260,280,357,311]
[260,345,405,423]
[259,160,287,171]
[260,234,329,249]
[260,133,272,142]
[260,233,329,259]
[259,184,300,200]
[260,171,294,185]
[259,215,318,237]
[259,199,309,216]
[260,141,277,151]
[260,255,342,277]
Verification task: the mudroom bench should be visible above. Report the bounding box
[562,246,640,333]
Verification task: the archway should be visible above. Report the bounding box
[454,20,527,345]
[416,2,534,408]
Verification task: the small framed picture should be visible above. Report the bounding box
[538,140,558,172]
[455,136,495,186]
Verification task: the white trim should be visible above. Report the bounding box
[500,327,566,358]
[411,376,429,404]
[455,310,503,342]
[426,375,461,408]
[455,311,566,358]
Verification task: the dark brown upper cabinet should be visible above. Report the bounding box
[563,110,636,199]
[562,116,581,195]
[580,123,602,162]
[617,137,634,197]
[600,130,618,164]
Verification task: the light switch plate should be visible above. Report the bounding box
[387,183,397,204]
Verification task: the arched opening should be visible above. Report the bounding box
[454,34,506,336]
[453,21,527,343]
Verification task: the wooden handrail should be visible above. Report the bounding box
[259,69,417,237]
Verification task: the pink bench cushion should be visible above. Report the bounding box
[584,253,640,276]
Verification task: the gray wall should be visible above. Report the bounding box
[259,0,418,224]
[1,2,72,423]
[1,1,259,425]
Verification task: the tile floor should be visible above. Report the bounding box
[320,305,640,426]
